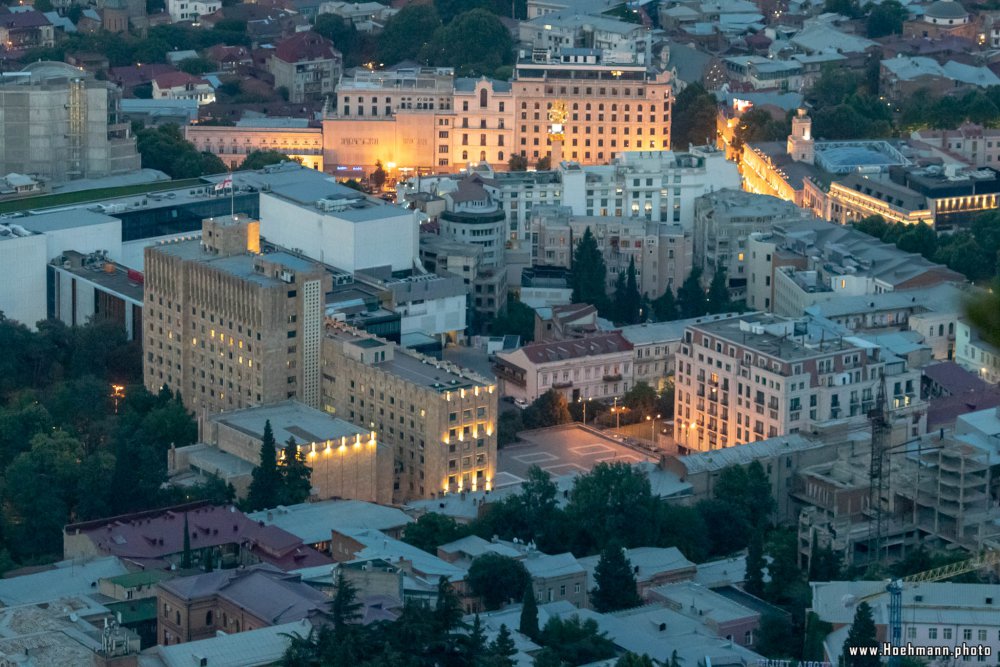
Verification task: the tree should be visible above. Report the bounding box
[671,82,719,150]
[695,498,750,557]
[181,512,192,569]
[522,389,572,430]
[651,286,678,321]
[520,584,539,640]
[590,544,643,612]
[565,462,658,553]
[377,4,441,66]
[403,512,469,553]
[497,410,524,447]
[371,160,387,190]
[867,0,907,37]
[617,654,657,667]
[620,257,642,324]
[332,569,363,628]
[136,124,226,178]
[247,420,281,511]
[491,298,535,341]
[536,155,551,170]
[623,381,658,421]
[313,13,361,67]
[468,554,532,610]
[676,268,707,318]
[508,154,528,171]
[240,150,293,170]
[707,268,731,314]
[757,613,797,658]
[843,602,879,667]
[570,227,609,314]
[486,624,518,667]
[421,9,514,75]
[279,437,313,506]
[178,57,213,75]
[745,525,766,597]
[433,576,464,635]
[537,615,616,666]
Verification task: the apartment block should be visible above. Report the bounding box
[673,313,926,452]
[494,332,635,403]
[186,119,324,171]
[529,204,692,298]
[321,322,498,500]
[143,215,331,415]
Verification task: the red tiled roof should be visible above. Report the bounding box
[273,30,339,64]
[109,64,176,87]
[923,361,990,396]
[0,8,52,29]
[154,70,210,88]
[519,332,633,364]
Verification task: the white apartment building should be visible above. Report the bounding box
[152,72,215,106]
[529,204,692,298]
[494,332,635,402]
[0,224,47,329]
[956,320,1000,384]
[674,313,926,452]
[259,185,419,274]
[166,0,220,22]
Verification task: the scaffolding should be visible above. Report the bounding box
[67,77,86,178]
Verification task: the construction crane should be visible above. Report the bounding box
[854,551,1000,667]
[867,372,892,563]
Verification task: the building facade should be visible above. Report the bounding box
[186,120,324,170]
[673,314,926,452]
[268,31,343,103]
[321,322,498,500]
[143,215,330,415]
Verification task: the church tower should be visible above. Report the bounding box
[787,108,814,164]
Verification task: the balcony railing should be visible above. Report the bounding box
[603,373,623,382]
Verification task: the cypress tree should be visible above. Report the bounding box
[181,513,191,569]
[279,437,313,506]
[570,227,609,314]
[745,526,766,597]
[652,286,678,321]
[519,583,539,640]
[843,601,880,667]
[590,544,643,612]
[707,267,731,314]
[623,256,642,324]
[247,419,280,511]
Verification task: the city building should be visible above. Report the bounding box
[258,179,418,274]
[419,234,506,321]
[529,204,693,298]
[494,331,635,403]
[956,319,1000,383]
[248,499,413,551]
[673,313,927,452]
[316,1,397,31]
[152,71,216,106]
[144,620,312,667]
[63,502,333,570]
[746,218,965,317]
[0,61,140,183]
[693,189,814,300]
[50,250,144,340]
[166,0,220,22]
[186,119,324,170]
[0,221,47,328]
[268,31,343,103]
[578,547,696,598]
[142,215,331,415]
[810,581,1000,667]
[321,321,498,500]
[648,582,761,648]
[0,7,54,51]
[533,303,601,342]
[911,123,1000,169]
[169,400,394,503]
[156,564,330,645]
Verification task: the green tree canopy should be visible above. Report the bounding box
[570,227,610,314]
[403,512,470,553]
[520,584,539,640]
[671,82,719,150]
[491,297,535,341]
[377,4,441,66]
[651,286,678,322]
[240,150,293,170]
[676,268,707,318]
[247,420,281,511]
[136,124,226,178]
[468,553,531,610]
[421,9,514,76]
[565,461,658,553]
[843,601,880,667]
[867,0,907,37]
[537,615,616,666]
[522,389,572,430]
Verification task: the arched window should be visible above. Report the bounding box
[480,88,488,108]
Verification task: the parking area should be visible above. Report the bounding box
[497,424,657,485]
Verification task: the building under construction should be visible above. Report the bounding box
[0,62,140,183]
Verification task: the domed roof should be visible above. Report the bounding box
[18,61,87,84]
[925,0,968,19]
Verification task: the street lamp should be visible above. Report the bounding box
[110,384,125,414]
[646,413,661,443]
[612,396,621,429]
[577,396,592,424]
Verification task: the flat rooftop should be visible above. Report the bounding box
[211,399,371,445]
[689,313,863,362]
[54,251,144,303]
[14,207,120,232]
[497,424,656,486]
[247,500,412,545]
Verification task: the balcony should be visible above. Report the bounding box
[552,380,573,389]
[603,373,623,382]
[493,363,526,387]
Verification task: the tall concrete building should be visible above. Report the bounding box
[143,215,331,416]
[0,62,139,183]
[321,322,498,501]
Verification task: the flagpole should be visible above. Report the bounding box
[230,169,235,220]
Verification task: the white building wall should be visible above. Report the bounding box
[260,193,418,273]
[399,293,466,338]
[0,234,47,329]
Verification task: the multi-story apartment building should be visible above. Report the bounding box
[956,320,1000,383]
[673,313,926,452]
[451,78,515,170]
[268,31,342,103]
[494,331,635,403]
[745,218,964,317]
[529,204,692,298]
[693,189,813,299]
[186,119,324,170]
[912,123,1000,169]
[321,322,498,500]
[166,0,220,22]
[511,49,673,165]
[143,215,331,415]
[0,61,139,183]
[152,71,216,106]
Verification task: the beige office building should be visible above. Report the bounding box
[143,216,331,416]
[321,322,498,501]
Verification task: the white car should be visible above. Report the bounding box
[513,398,529,408]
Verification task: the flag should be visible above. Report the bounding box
[215,175,233,191]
